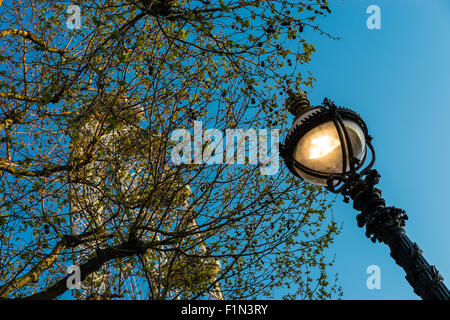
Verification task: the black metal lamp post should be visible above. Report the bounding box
[280,90,450,300]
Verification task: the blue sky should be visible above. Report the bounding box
[296,0,450,299]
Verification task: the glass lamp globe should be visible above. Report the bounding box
[291,117,366,185]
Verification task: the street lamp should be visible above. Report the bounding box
[280,90,450,300]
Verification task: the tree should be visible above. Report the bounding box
[0,0,341,300]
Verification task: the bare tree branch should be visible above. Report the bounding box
[0,29,65,54]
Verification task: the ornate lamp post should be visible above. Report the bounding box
[280,90,450,300]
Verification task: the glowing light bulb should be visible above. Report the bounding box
[309,136,340,159]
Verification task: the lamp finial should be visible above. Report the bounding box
[285,90,311,119]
